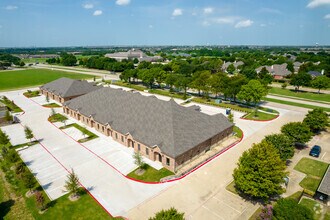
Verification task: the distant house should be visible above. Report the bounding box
[293,62,303,73]
[40,78,102,104]
[315,165,330,205]
[222,61,244,73]
[105,49,162,62]
[62,87,234,172]
[256,64,291,80]
[308,71,323,78]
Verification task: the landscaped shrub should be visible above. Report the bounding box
[273,198,313,220]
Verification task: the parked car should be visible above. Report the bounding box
[309,145,321,158]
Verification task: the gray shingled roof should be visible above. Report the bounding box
[318,165,330,196]
[64,88,233,158]
[256,64,291,76]
[40,78,101,98]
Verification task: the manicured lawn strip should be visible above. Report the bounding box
[263,97,330,112]
[233,126,243,139]
[127,164,174,182]
[299,176,321,193]
[258,106,279,114]
[48,113,67,123]
[42,103,61,108]
[28,190,117,220]
[23,90,40,98]
[225,181,238,195]
[112,81,145,91]
[149,89,189,100]
[294,158,328,178]
[22,58,49,63]
[248,206,263,220]
[269,87,330,103]
[0,97,23,112]
[60,123,98,143]
[299,198,323,220]
[192,97,253,113]
[243,111,278,121]
[287,191,303,202]
[0,68,94,91]
[10,141,39,149]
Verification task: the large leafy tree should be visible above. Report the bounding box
[290,72,312,91]
[281,122,312,144]
[273,198,313,220]
[223,74,247,101]
[233,141,286,201]
[264,134,294,161]
[311,75,330,94]
[237,79,268,106]
[303,108,329,132]
[149,207,184,220]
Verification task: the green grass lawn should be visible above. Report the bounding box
[269,87,330,103]
[0,96,23,112]
[294,158,328,178]
[192,97,253,113]
[294,158,329,193]
[299,198,323,220]
[0,68,94,91]
[22,58,49,63]
[263,97,330,112]
[243,111,278,121]
[29,190,118,220]
[233,126,243,139]
[149,89,189,100]
[287,191,303,202]
[127,164,174,182]
[48,113,67,123]
[60,123,98,143]
[23,90,40,98]
[113,81,145,91]
[42,103,61,108]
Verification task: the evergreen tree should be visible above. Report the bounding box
[64,169,80,197]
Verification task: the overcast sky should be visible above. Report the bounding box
[0,0,330,47]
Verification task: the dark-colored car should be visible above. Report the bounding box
[309,145,321,158]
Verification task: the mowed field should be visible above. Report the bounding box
[0,68,95,91]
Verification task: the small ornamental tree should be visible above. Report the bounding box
[50,108,56,116]
[22,171,37,192]
[273,198,313,220]
[35,191,46,211]
[133,152,145,169]
[228,113,234,123]
[0,129,10,146]
[281,122,312,144]
[264,134,294,161]
[64,169,80,198]
[24,126,34,143]
[259,205,273,220]
[303,108,329,133]
[233,141,286,201]
[149,207,185,220]
[5,110,13,122]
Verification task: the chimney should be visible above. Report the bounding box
[271,65,274,70]
[321,69,324,75]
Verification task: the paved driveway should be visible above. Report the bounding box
[1,90,172,217]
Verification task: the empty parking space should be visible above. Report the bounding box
[1,124,29,146]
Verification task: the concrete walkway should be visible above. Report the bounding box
[1,89,172,217]
[267,94,330,108]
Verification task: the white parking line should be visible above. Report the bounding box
[321,152,327,160]
[213,196,242,214]
[202,205,225,220]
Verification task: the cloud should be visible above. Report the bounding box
[83,3,94,9]
[202,21,211,26]
[172,8,183,16]
[307,0,330,8]
[325,14,330,19]
[235,19,253,28]
[149,24,153,28]
[203,7,214,14]
[5,5,18,10]
[260,23,267,27]
[93,10,103,16]
[259,8,282,14]
[116,0,130,6]
[212,16,239,24]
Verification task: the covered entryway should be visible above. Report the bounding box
[154,152,162,162]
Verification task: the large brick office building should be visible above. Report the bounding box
[62,87,234,172]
